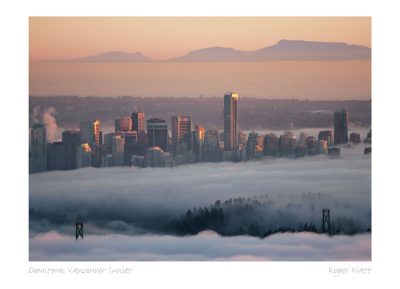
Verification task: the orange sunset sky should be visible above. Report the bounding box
[30,17,371,61]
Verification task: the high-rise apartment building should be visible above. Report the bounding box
[264,133,279,156]
[112,135,125,166]
[193,125,205,162]
[171,115,192,155]
[279,131,297,156]
[305,136,319,155]
[80,120,101,146]
[204,130,220,162]
[334,110,349,145]
[298,132,308,145]
[76,143,92,168]
[131,111,145,132]
[246,132,264,160]
[103,132,115,151]
[115,130,141,165]
[224,92,238,151]
[30,123,47,173]
[147,118,168,152]
[62,130,81,170]
[47,141,67,171]
[238,131,247,146]
[145,147,174,168]
[91,145,108,167]
[318,130,334,147]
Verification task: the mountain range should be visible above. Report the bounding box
[47,51,151,63]
[47,39,371,63]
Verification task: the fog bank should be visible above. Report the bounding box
[30,230,371,261]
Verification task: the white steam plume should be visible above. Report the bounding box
[42,107,58,142]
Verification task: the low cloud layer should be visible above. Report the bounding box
[30,230,371,261]
[30,144,370,230]
[29,144,370,260]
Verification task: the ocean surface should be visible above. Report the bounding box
[29,61,371,99]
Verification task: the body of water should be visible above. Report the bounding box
[29,61,371,99]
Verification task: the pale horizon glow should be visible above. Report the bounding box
[30,17,371,62]
[29,17,371,100]
[29,61,371,99]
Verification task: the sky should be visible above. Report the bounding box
[29,17,371,61]
[29,17,371,99]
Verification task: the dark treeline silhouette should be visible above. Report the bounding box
[29,193,371,238]
[171,195,370,238]
[29,96,371,130]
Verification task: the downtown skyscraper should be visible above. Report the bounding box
[147,118,168,152]
[171,115,192,155]
[193,125,205,162]
[334,109,349,145]
[62,130,80,170]
[131,111,145,132]
[79,120,101,146]
[30,123,47,173]
[224,92,238,151]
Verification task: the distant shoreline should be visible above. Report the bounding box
[29,95,372,101]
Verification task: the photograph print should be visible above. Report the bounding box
[29,17,371,261]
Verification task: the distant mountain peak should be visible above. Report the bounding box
[272,39,365,49]
[46,39,371,63]
[47,51,152,63]
[172,39,371,62]
[197,46,238,51]
[277,38,289,43]
[98,51,140,55]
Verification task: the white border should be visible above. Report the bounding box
[1,0,398,288]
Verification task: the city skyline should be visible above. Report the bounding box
[29,93,371,256]
[30,92,371,173]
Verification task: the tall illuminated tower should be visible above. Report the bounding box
[223,92,238,151]
[193,125,205,162]
[79,120,101,146]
